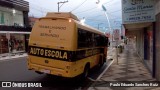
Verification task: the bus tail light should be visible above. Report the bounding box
[69,19,72,22]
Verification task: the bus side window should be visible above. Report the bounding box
[78,29,87,48]
[86,31,92,46]
[78,28,95,48]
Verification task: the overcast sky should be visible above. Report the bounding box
[24,0,122,32]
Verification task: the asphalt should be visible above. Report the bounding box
[88,43,160,90]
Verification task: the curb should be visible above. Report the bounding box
[96,47,116,80]
[0,54,28,61]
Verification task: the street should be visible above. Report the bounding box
[0,56,114,90]
[0,0,159,90]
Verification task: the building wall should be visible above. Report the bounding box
[155,13,160,81]
[0,0,29,12]
[143,25,154,73]
[155,0,160,81]
[28,17,39,27]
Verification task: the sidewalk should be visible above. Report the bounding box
[0,53,27,61]
[88,44,160,90]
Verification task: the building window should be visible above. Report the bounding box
[0,12,4,24]
[10,34,25,53]
[0,6,24,26]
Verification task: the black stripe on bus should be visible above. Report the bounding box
[28,46,104,62]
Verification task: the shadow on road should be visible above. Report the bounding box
[37,74,93,90]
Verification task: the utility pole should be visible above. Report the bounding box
[57,1,68,12]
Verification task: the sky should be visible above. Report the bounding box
[24,0,122,32]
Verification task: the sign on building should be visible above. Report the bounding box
[122,0,155,24]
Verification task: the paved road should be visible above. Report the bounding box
[0,56,113,90]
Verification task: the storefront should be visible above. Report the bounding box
[0,32,30,54]
[122,0,156,77]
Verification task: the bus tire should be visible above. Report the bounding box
[81,64,90,80]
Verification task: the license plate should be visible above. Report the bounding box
[41,69,50,74]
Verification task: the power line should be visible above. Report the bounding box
[84,17,122,28]
[74,7,97,14]
[86,18,122,22]
[29,7,48,17]
[28,0,117,16]
[74,0,115,14]
[28,2,54,17]
[29,2,53,12]
[104,0,115,4]
[85,9,121,19]
[30,6,49,13]
[70,0,88,12]
[107,11,122,19]
[28,0,121,22]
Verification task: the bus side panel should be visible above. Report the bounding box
[68,53,103,77]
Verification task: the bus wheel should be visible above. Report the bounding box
[81,64,90,80]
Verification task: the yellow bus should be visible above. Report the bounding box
[27,12,108,78]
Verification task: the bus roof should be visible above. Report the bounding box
[46,12,79,21]
[43,12,105,36]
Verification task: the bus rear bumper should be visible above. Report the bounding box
[28,63,73,78]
